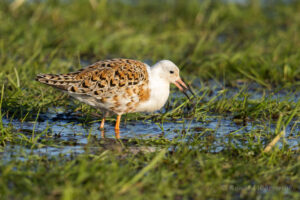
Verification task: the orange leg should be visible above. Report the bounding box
[115,115,121,139]
[115,115,121,130]
[100,117,105,129]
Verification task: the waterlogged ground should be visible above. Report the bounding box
[1,71,299,200]
[1,83,299,161]
[2,113,299,159]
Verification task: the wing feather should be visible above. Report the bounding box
[35,58,149,98]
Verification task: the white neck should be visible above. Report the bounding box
[135,64,170,112]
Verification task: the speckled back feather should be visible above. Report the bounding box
[36,58,150,114]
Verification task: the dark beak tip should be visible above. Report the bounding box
[190,89,196,97]
[182,89,191,100]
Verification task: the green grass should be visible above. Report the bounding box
[1,148,300,199]
[0,0,300,199]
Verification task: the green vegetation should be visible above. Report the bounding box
[0,0,299,199]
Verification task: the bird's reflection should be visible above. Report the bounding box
[100,129,120,139]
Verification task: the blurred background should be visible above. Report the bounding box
[1,0,300,88]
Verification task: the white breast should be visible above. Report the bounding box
[135,66,170,113]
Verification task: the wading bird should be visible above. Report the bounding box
[36,58,193,138]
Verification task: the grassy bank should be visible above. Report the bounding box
[1,147,299,199]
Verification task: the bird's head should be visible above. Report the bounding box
[154,60,194,99]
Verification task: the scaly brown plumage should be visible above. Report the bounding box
[36,59,150,114]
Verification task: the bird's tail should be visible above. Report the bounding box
[35,73,80,91]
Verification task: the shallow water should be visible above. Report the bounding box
[1,110,299,161]
[1,82,299,161]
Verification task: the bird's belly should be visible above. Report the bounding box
[69,93,104,108]
[68,92,139,115]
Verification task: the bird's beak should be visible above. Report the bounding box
[173,78,194,100]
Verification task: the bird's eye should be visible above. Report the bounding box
[169,70,174,74]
